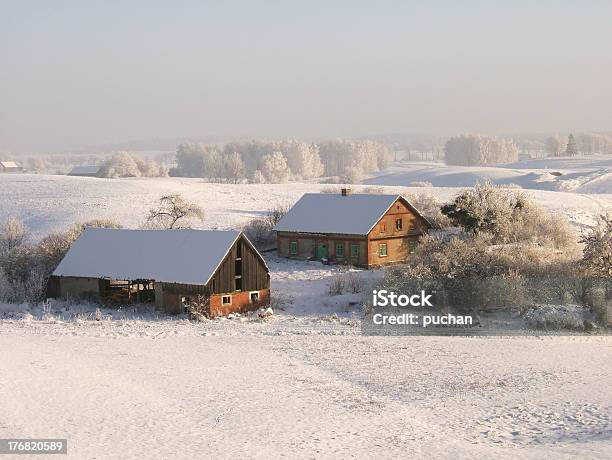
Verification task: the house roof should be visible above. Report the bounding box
[68,165,100,175]
[53,228,250,285]
[275,193,429,236]
[0,161,20,168]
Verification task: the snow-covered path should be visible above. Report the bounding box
[1,328,610,459]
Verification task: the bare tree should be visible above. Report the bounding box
[145,194,204,229]
[581,214,612,277]
[0,217,29,258]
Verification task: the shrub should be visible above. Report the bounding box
[379,229,583,314]
[327,275,345,296]
[345,272,365,293]
[441,181,577,250]
[0,217,29,258]
[581,213,612,278]
[405,193,450,229]
[523,305,586,330]
[243,205,289,250]
[269,291,293,311]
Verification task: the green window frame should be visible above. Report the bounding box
[378,243,388,257]
[395,218,403,230]
[350,244,360,258]
[289,241,298,255]
[408,240,417,254]
[336,243,344,257]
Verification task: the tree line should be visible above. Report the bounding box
[174,139,391,183]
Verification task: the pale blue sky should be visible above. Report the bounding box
[1,1,611,153]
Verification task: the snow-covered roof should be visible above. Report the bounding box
[53,228,244,285]
[275,193,423,235]
[68,165,100,175]
[0,161,20,168]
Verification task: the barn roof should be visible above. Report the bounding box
[53,228,248,285]
[0,161,20,168]
[275,193,429,236]
[68,165,100,175]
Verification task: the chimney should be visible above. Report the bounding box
[341,187,352,196]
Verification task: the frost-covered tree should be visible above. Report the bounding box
[281,141,323,180]
[545,136,564,157]
[565,134,578,156]
[441,181,575,249]
[0,217,29,258]
[250,170,265,184]
[222,152,246,183]
[576,133,612,154]
[318,139,391,183]
[176,143,223,180]
[135,158,168,177]
[99,152,141,178]
[444,135,518,166]
[261,152,290,183]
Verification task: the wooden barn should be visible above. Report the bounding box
[47,228,270,317]
[274,189,431,268]
[68,165,100,177]
[0,161,23,173]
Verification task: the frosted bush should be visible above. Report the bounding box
[328,275,345,296]
[408,181,433,187]
[523,305,586,330]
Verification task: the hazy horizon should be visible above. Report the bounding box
[2,1,611,154]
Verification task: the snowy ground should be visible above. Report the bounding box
[364,155,612,194]
[0,159,611,458]
[0,168,610,240]
[0,317,611,459]
[1,254,611,458]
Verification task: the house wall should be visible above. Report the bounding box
[367,236,420,267]
[277,232,368,267]
[366,197,428,267]
[368,199,427,240]
[209,289,270,317]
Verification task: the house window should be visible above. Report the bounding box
[350,244,360,258]
[379,243,388,257]
[181,296,191,313]
[250,291,259,303]
[235,277,242,291]
[222,295,232,305]
[336,243,344,257]
[380,222,387,233]
[408,240,417,255]
[289,241,298,255]
[395,218,403,230]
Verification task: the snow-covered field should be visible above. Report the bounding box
[1,317,611,459]
[364,155,612,195]
[1,163,610,240]
[0,160,611,458]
